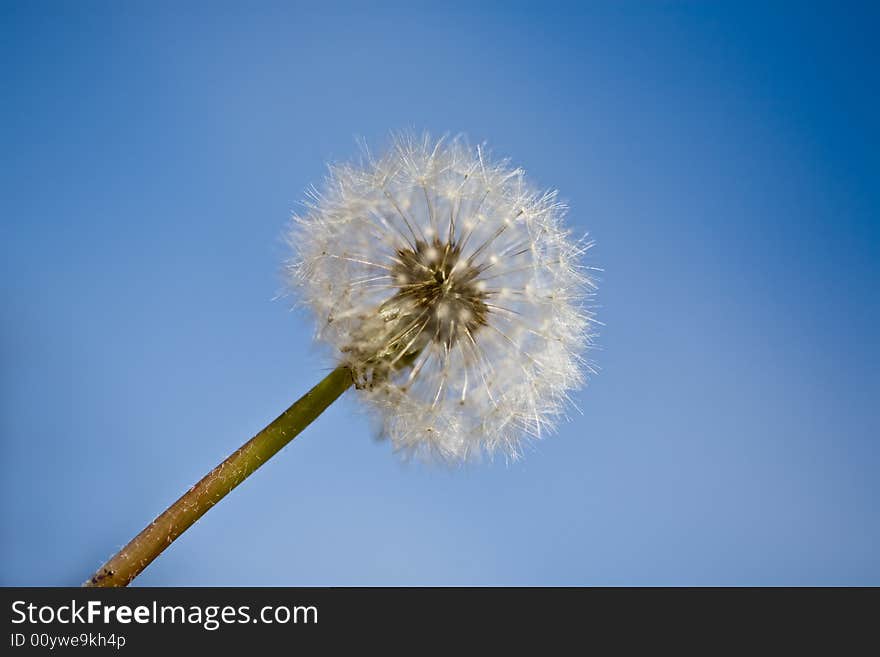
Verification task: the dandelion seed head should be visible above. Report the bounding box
[287,132,598,462]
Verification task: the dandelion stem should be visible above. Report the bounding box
[83,365,354,587]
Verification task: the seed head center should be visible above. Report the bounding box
[391,238,489,346]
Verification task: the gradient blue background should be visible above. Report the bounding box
[2,1,877,585]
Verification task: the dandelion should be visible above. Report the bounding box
[288,133,596,460]
[84,132,598,587]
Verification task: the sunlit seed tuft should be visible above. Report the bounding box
[287,132,598,462]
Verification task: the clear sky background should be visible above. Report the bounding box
[2,1,877,585]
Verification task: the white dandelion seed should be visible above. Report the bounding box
[287,133,598,461]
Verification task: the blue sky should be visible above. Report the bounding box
[2,1,878,585]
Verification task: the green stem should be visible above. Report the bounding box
[83,365,354,587]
